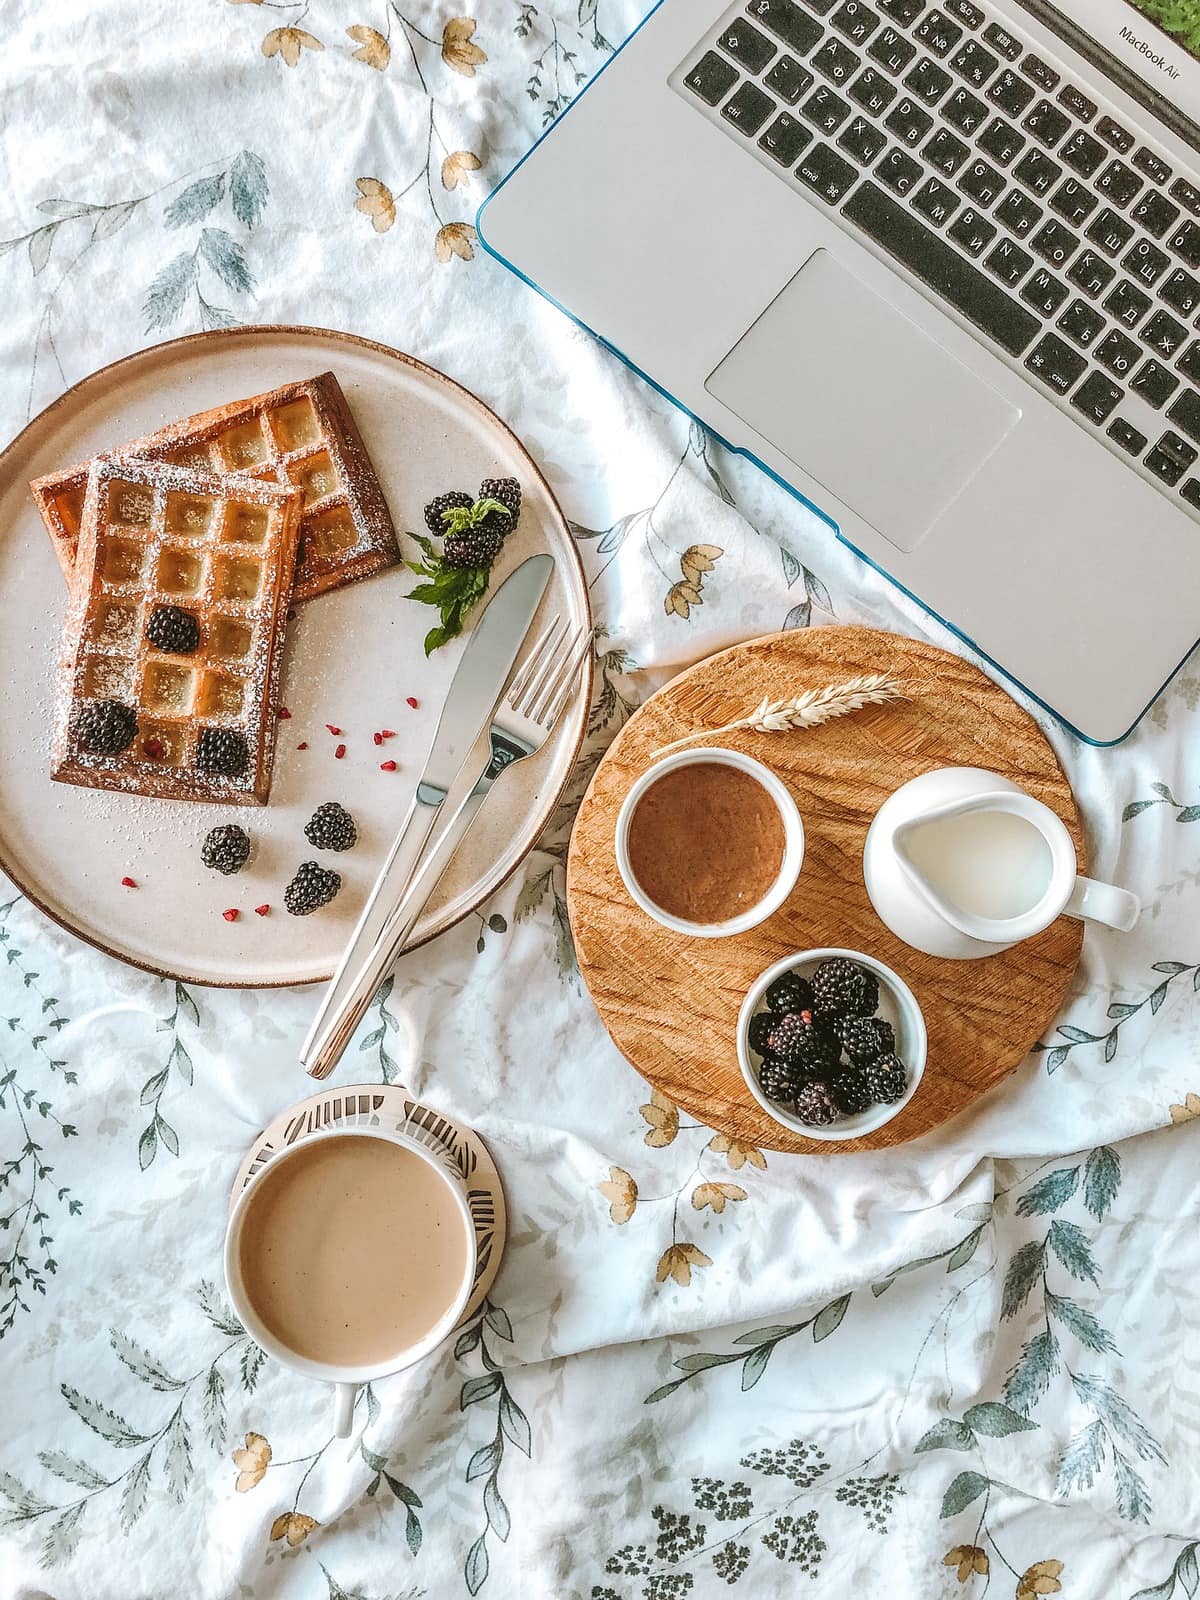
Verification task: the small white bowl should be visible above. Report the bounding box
[737,947,928,1142]
[614,746,804,939]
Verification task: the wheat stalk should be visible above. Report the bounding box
[654,673,903,756]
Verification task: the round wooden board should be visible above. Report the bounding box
[566,626,1085,1154]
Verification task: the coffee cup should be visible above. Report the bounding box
[224,1116,477,1436]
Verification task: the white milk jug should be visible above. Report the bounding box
[862,767,1139,960]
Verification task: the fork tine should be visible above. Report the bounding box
[513,616,570,716]
[506,614,563,705]
[532,625,592,725]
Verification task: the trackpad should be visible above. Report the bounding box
[705,249,1019,552]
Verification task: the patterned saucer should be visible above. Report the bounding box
[229,1083,506,1324]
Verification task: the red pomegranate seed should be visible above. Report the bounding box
[121,876,137,888]
[381,728,396,739]
[254,904,270,917]
[297,741,308,750]
[325,724,342,736]
[406,697,419,709]
[334,743,346,760]
[278,706,291,720]
[142,737,164,760]
[380,760,397,771]
[222,908,239,922]
[373,731,383,746]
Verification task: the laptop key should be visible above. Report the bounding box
[1021,54,1059,91]
[1145,431,1197,486]
[1167,220,1200,270]
[1071,371,1123,424]
[913,9,962,55]
[994,190,1042,238]
[801,0,840,11]
[813,36,861,84]
[1086,207,1134,257]
[1170,178,1200,217]
[948,205,996,256]
[943,85,986,133]
[1096,115,1135,154]
[1031,218,1078,268]
[1057,85,1096,123]
[746,0,824,54]
[868,26,917,74]
[796,140,859,201]
[804,84,853,132]
[1130,192,1180,240]
[1013,149,1060,196]
[1060,130,1105,178]
[1181,478,1200,510]
[1067,249,1115,298]
[1160,269,1200,318]
[924,127,970,175]
[1021,267,1068,317]
[879,0,924,20]
[1096,160,1142,208]
[885,96,933,145]
[978,116,1024,165]
[958,156,1004,205]
[1178,343,1200,385]
[911,175,960,225]
[719,22,778,74]
[1141,309,1188,360]
[1131,359,1180,408]
[1057,299,1105,347]
[848,65,896,113]
[765,55,815,102]
[1023,100,1070,150]
[831,0,881,44]
[1107,417,1147,455]
[842,180,1040,352]
[877,146,922,194]
[1167,389,1200,446]
[988,69,1035,117]
[982,22,1021,60]
[839,113,888,164]
[1123,239,1170,288]
[985,235,1033,286]
[943,0,983,25]
[1050,178,1097,227]
[1132,147,1171,186]
[1024,331,1086,393]
[684,51,740,106]
[759,111,813,164]
[1095,329,1139,377]
[949,38,996,86]
[1104,279,1152,329]
[905,56,952,103]
[722,81,775,134]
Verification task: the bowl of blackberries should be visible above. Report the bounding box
[737,949,927,1141]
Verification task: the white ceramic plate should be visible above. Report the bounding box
[0,326,590,986]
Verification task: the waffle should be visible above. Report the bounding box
[50,455,303,805]
[31,371,397,603]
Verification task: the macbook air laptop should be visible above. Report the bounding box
[478,0,1200,744]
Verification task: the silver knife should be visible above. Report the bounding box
[300,553,553,1076]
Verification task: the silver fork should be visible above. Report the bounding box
[302,616,592,1079]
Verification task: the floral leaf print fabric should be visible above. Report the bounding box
[5,3,1200,1598]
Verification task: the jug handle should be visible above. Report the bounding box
[1066,875,1140,933]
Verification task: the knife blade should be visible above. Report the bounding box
[300,553,553,1073]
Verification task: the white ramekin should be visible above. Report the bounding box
[614,746,804,938]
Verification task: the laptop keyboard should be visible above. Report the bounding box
[675,0,1200,517]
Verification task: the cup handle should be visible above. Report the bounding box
[332,1382,357,1439]
[1066,875,1140,933]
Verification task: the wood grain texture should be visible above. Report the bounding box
[566,626,1085,1154]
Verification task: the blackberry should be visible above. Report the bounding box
[793,1080,838,1128]
[477,476,520,537]
[864,1053,907,1104]
[832,1014,895,1066]
[284,861,341,916]
[767,1011,838,1076]
[423,490,473,539]
[758,1054,803,1104]
[764,970,815,1016]
[72,698,137,756]
[146,604,200,654]
[304,801,357,852]
[443,524,503,569]
[196,728,249,779]
[811,956,879,1018]
[748,1010,776,1057]
[830,1067,872,1116]
[201,824,251,875]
